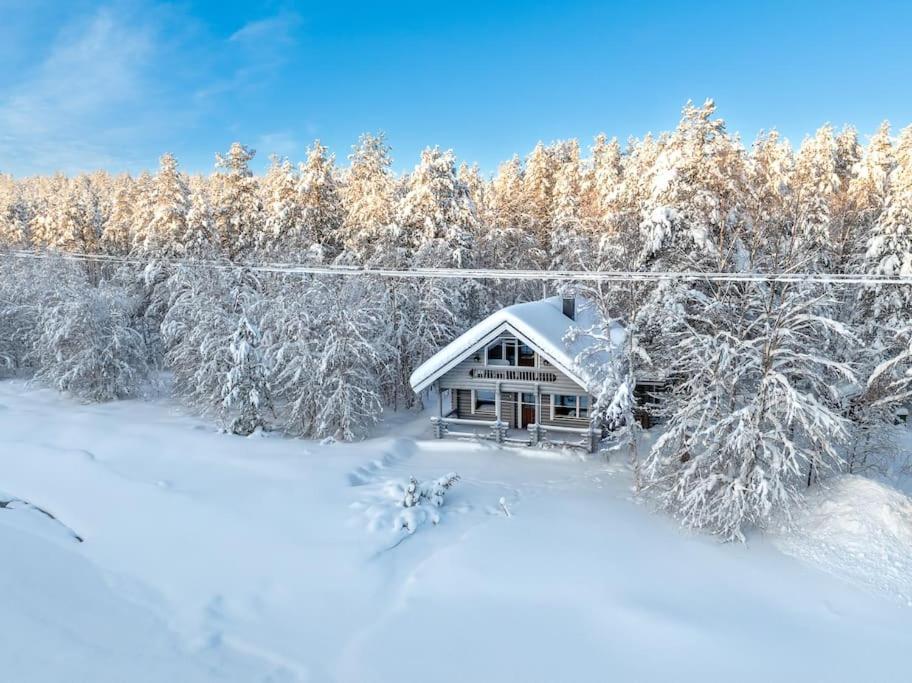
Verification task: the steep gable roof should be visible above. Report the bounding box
[409,296,618,393]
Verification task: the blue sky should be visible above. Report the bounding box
[1,0,910,176]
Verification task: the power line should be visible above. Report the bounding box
[5,249,912,286]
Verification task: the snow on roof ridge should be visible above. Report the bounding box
[409,295,604,393]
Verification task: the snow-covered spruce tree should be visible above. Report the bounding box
[222,296,271,436]
[848,122,895,251]
[299,141,344,257]
[213,143,263,261]
[31,276,152,402]
[309,275,390,441]
[341,132,396,262]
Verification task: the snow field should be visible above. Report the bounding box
[2,380,912,682]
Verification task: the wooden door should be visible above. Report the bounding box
[521,404,536,428]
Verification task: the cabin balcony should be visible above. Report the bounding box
[466,364,559,383]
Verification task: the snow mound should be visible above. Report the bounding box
[774,475,912,606]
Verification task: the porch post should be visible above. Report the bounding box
[533,382,542,444]
[433,381,444,439]
[494,382,504,444]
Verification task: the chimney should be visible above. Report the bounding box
[562,296,575,320]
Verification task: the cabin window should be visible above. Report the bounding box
[484,337,535,367]
[521,392,536,404]
[553,394,577,418]
[486,341,504,364]
[551,394,589,419]
[473,389,496,412]
[518,343,535,367]
[578,395,589,418]
[504,341,517,365]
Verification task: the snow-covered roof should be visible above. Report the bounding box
[410,296,618,393]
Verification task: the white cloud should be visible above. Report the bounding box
[0,6,162,174]
[195,12,302,102]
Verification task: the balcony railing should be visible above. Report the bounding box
[467,366,558,383]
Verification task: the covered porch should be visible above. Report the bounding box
[430,385,599,452]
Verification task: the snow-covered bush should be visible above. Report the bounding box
[402,473,460,508]
[32,279,151,402]
[398,473,461,533]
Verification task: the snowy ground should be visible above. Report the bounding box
[2,380,912,682]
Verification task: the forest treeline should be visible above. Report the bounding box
[1,100,911,540]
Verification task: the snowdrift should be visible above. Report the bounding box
[775,475,912,605]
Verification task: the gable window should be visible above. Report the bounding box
[551,394,590,419]
[486,341,504,364]
[484,337,535,367]
[504,340,517,365]
[518,343,535,367]
[473,389,496,413]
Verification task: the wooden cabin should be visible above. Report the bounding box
[410,296,606,452]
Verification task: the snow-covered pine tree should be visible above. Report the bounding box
[261,274,321,435]
[583,134,622,233]
[160,264,235,417]
[0,174,30,248]
[396,146,477,266]
[309,275,389,440]
[642,278,855,541]
[457,162,488,224]
[549,143,589,270]
[524,141,558,254]
[213,143,263,261]
[261,155,302,256]
[143,153,190,258]
[102,175,138,255]
[478,155,542,306]
[128,172,157,257]
[299,141,343,257]
[861,125,912,411]
[846,122,895,267]
[341,133,396,262]
[182,176,216,258]
[638,100,746,273]
[791,125,840,266]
